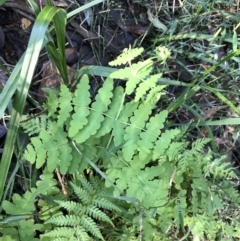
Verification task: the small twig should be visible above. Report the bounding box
[56,169,68,195]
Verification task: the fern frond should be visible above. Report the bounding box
[68,145,84,173]
[43,227,89,240]
[81,215,104,240]
[57,84,73,127]
[125,60,153,95]
[77,176,95,194]
[55,200,83,214]
[44,177,120,241]
[135,73,162,102]
[44,90,59,117]
[145,84,166,103]
[95,87,124,138]
[25,134,49,168]
[153,129,180,160]
[213,160,236,179]
[43,227,76,238]
[123,101,154,161]
[87,205,113,225]
[21,114,50,136]
[138,110,168,160]
[109,47,144,66]
[218,180,240,203]
[75,227,90,241]
[24,119,73,173]
[71,182,91,205]
[52,122,72,174]
[93,197,122,212]
[166,141,185,162]
[112,101,138,146]
[25,129,60,172]
[2,186,54,216]
[68,75,91,138]
[178,138,210,174]
[74,77,113,144]
[184,216,205,240]
[191,138,210,153]
[110,59,153,96]
[46,214,80,226]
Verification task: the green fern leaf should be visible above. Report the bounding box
[125,60,153,95]
[110,67,131,80]
[74,77,113,144]
[27,136,47,168]
[95,87,124,138]
[57,84,73,126]
[86,205,113,225]
[36,169,60,196]
[138,110,168,160]
[123,101,154,161]
[40,130,60,171]
[153,129,180,160]
[24,143,37,165]
[58,146,72,174]
[111,163,169,208]
[43,227,88,240]
[167,142,185,162]
[21,115,50,136]
[52,122,72,174]
[44,177,119,241]
[43,227,76,238]
[93,197,121,212]
[145,84,166,103]
[46,215,79,226]
[44,90,59,117]
[135,74,161,102]
[75,227,90,241]
[71,182,90,205]
[81,215,104,240]
[68,75,91,138]
[76,174,94,192]
[191,138,210,152]
[68,146,84,173]
[24,128,62,172]
[184,216,206,241]
[112,101,138,146]
[55,200,82,213]
[2,189,39,215]
[109,47,144,66]
[110,59,153,95]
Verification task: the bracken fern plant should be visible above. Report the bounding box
[13,46,240,240]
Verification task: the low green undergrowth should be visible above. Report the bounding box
[1,46,240,241]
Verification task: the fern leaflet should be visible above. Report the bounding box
[109,47,144,66]
[74,77,113,144]
[68,74,91,138]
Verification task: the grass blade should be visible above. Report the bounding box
[0,5,65,201]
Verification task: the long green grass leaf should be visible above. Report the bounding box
[168,49,240,112]
[67,0,105,19]
[47,9,68,84]
[0,5,64,201]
